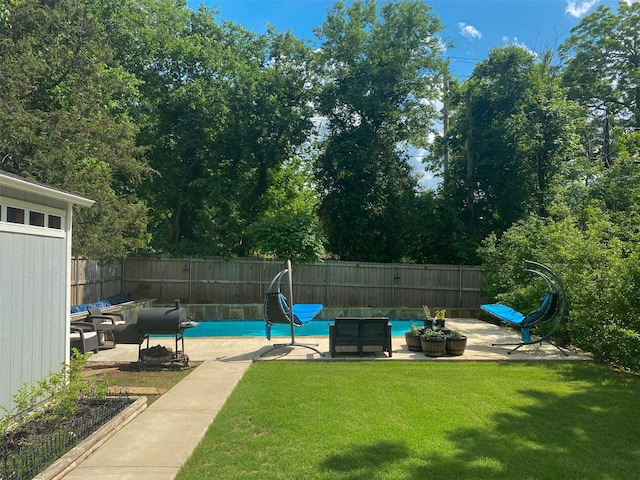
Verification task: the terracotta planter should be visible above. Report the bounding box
[446,336,467,356]
[420,337,446,357]
[405,333,423,352]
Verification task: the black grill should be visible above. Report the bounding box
[135,300,195,364]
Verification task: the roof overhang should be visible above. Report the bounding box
[0,170,94,207]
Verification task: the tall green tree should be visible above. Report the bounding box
[0,0,150,262]
[246,158,325,262]
[109,2,316,256]
[560,1,640,127]
[314,0,446,262]
[560,2,640,167]
[432,46,581,263]
[129,5,234,255]
[205,26,316,257]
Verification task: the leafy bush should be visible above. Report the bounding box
[596,324,640,370]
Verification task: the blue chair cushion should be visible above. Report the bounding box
[522,293,553,325]
[481,303,526,325]
[292,303,323,325]
[275,294,323,326]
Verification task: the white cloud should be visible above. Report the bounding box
[565,0,599,17]
[407,148,441,190]
[458,22,482,40]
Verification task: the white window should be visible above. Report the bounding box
[0,198,65,237]
[7,206,25,224]
[48,214,62,229]
[30,210,45,227]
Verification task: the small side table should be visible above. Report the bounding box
[93,322,116,350]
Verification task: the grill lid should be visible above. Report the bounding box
[137,300,189,333]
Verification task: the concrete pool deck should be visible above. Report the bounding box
[60,318,590,479]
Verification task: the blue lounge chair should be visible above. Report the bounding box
[481,260,568,355]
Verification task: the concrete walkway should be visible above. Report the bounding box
[62,318,589,479]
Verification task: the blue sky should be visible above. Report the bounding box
[184,0,632,188]
[186,0,632,79]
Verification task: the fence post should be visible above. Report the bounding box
[259,259,263,299]
[392,264,397,307]
[326,261,330,307]
[188,256,193,303]
[121,257,126,293]
[100,260,104,300]
[459,264,463,307]
[73,255,78,306]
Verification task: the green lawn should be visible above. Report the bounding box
[177,362,640,480]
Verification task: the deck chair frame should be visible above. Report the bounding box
[483,260,568,355]
[260,259,325,357]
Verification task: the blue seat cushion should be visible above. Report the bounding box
[481,304,525,325]
[522,293,553,325]
[292,303,323,325]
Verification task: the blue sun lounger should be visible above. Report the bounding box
[481,260,568,355]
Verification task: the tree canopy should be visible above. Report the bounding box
[314,0,446,261]
[0,0,151,261]
[560,1,640,128]
[428,46,582,262]
[0,0,637,269]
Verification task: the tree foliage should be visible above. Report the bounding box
[110,3,317,257]
[430,46,582,263]
[560,1,640,128]
[314,0,446,261]
[246,159,325,262]
[0,0,150,262]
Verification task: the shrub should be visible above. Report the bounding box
[0,350,107,437]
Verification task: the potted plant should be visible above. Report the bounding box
[434,308,446,328]
[405,323,424,352]
[423,305,433,327]
[445,329,467,356]
[420,327,447,357]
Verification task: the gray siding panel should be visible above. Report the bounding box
[0,231,66,411]
[0,232,13,409]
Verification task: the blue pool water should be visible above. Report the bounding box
[183,319,425,337]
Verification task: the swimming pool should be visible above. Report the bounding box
[183,319,426,337]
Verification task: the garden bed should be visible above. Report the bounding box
[1,394,143,480]
[1,358,198,479]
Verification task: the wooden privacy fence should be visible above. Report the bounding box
[114,257,491,310]
[70,256,124,307]
[71,256,491,310]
